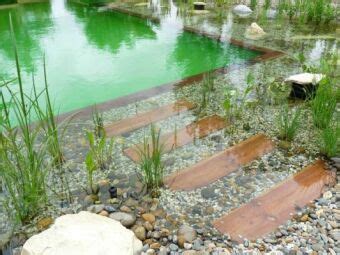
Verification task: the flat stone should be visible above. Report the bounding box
[285,73,324,85]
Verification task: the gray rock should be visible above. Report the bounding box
[233,4,252,17]
[87,204,105,214]
[311,243,323,251]
[329,229,340,241]
[109,212,136,227]
[177,225,197,243]
[201,187,217,199]
[169,243,178,251]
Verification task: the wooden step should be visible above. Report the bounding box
[124,115,226,162]
[213,160,334,242]
[104,100,195,137]
[165,134,274,190]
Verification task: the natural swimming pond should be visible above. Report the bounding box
[0,1,260,113]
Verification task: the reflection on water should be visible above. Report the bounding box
[0,0,259,113]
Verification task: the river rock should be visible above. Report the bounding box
[110,212,136,227]
[245,22,266,40]
[21,211,142,255]
[177,225,197,243]
[233,4,252,17]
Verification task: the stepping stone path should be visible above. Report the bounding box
[164,134,274,190]
[104,100,195,137]
[104,97,333,243]
[213,160,334,242]
[124,115,225,162]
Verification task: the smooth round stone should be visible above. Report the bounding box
[109,212,136,227]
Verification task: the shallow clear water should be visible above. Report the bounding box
[0,1,260,113]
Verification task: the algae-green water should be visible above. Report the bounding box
[0,1,260,114]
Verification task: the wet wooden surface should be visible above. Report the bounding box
[104,100,195,137]
[124,115,225,162]
[213,160,334,242]
[165,134,274,190]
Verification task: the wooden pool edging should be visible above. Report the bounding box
[56,6,284,122]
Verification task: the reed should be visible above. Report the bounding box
[136,125,164,194]
[277,104,301,141]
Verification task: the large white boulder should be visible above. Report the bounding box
[21,211,142,255]
[233,4,252,17]
[245,22,266,40]
[285,73,324,85]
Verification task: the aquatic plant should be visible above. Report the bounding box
[250,0,257,10]
[277,104,301,141]
[86,130,114,171]
[92,105,105,138]
[136,124,164,195]
[33,57,66,167]
[223,73,254,123]
[0,25,48,223]
[311,78,336,129]
[319,123,339,158]
[197,72,215,116]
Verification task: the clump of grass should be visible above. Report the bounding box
[223,73,254,122]
[92,105,105,138]
[33,57,65,167]
[0,36,48,224]
[277,104,301,141]
[319,123,339,158]
[136,125,164,196]
[311,78,336,129]
[197,72,215,116]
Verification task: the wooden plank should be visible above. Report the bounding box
[165,134,274,191]
[104,100,195,137]
[213,160,334,242]
[124,115,226,162]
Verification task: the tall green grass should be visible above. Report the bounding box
[319,123,339,158]
[311,78,336,129]
[0,17,48,223]
[277,104,301,141]
[136,125,164,195]
[0,15,69,224]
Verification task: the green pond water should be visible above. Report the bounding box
[0,1,260,114]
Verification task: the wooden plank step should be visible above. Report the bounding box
[104,100,195,137]
[124,115,225,162]
[165,134,274,191]
[213,160,334,242]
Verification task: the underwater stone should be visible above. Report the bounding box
[233,5,252,17]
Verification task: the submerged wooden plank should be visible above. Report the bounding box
[165,134,274,191]
[104,100,195,137]
[213,160,334,242]
[124,115,225,162]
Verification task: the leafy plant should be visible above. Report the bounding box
[86,131,114,171]
[311,78,336,129]
[250,0,257,10]
[319,123,339,158]
[277,104,301,141]
[136,125,164,195]
[223,73,254,122]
